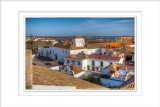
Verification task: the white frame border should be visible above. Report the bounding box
[19,11,142,96]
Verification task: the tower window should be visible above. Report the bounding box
[92,61,95,66]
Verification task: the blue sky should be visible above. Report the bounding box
[26,17,135,36]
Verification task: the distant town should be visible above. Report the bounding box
[25,35,135,90]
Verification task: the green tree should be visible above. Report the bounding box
[82,76,102,86]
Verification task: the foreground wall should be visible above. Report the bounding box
[25,49,33,89]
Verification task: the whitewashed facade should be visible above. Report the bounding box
[86,58,123,72]
[72,37,85,47]
[100,66,134,88]
[36,36,104,63]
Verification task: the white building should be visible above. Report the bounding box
[60,64,85,78]
[86,54,123,72]
[36,35,106,63]
[64,53,123,72]
[100,63,134,88]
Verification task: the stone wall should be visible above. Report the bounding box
[25,49,32,89]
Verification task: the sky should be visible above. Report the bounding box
[26,17,135,37]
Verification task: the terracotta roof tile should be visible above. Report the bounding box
[88,54,121,61]
[33,65,107,89]
[119,76,135,89]
[86,43,106,49]
[106,63,135,72]
[75,35,83,38]
[69,64,83,74]
[39,39,55,41]
[65,53,87,60]
[53,42,86,50]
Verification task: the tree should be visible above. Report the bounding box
[82,76,102,86]
[125,55,132,61]
[45,41,52,46]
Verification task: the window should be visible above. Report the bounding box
[92,61,95,66]
[67,60,69,64]
[72,60,75,64]
[53,50,54,54]
[87,65,90,70]
[63,50,64,53]
[78,61,80,65]
[66,51,67,53]
[50,50,51,54]
[96,67,99,71]
[101,61,103,67]
[110,62,112,65]
[92,67,95,71]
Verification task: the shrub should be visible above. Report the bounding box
[82,76,102,86]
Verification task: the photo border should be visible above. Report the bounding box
[18,11,142,96]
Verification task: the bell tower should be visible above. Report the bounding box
[72,35,85,47]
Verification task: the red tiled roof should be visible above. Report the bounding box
[69,64,83,74]
[88,54,121,61]
[122,61,134,66]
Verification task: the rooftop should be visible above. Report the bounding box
[75,35,83,38]
[119,76,135,89]
[53,39,106,50]
[88,54,121,61]
[86,43,106,49]
[106,63,135,72]
[64,53,87,60]
[119,36,133,37]
[39,39,55,41]
[69,64,83,74]
[53,41,86,50]
[33,65,107,89]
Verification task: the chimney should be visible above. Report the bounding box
[25,49,33,89]
[126,67,128,72]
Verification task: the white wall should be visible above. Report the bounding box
[61,66,73,75]
[51,47,70,62]
[87,59,119,71]
[101,77,125,87]
[70,49,88,55]
[37,47,70,62]
[50,66,60,71]
[72,38,85,47]
[87,48,102,55]
[33,85,76,90]
[64,59,82,68]
[119,57,124,64]
[74,71,85,78]
[69,48,102,55]
[82,59,87,70]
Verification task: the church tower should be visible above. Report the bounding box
[72,35,85,47]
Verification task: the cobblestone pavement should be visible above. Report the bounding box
[33,57,57,68]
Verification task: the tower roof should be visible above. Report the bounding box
[75,35,83,38]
